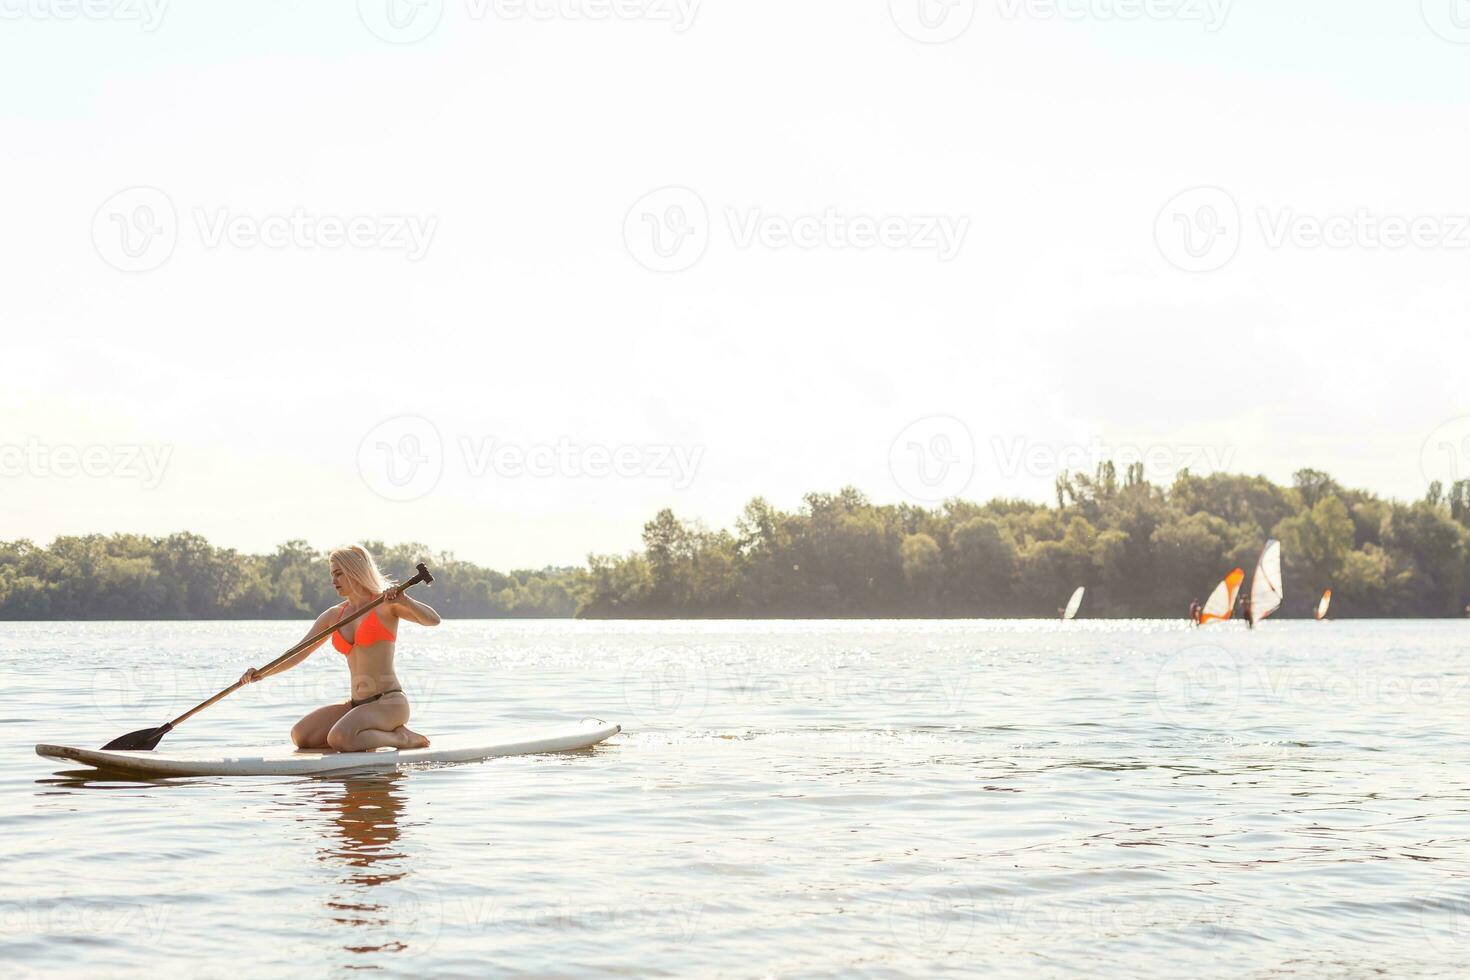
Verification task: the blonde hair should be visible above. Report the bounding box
[329,544,391,595]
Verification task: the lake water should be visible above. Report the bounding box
[4,620,1469,977]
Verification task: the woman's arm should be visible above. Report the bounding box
[240,608,338,685]
[383,587,442,627]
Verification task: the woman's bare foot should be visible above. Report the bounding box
[398,727,430,749]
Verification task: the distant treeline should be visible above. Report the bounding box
[582,467,1470,619]
[0,536,580,620]
[5,467,1470,620]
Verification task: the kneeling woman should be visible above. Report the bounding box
[240,545,440,751]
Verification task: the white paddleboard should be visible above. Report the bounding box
[37,719,620,777]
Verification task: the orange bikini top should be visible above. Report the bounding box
[332,605,397,655]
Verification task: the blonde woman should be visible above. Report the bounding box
[239,545,440,751]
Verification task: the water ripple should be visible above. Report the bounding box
[2,620,1468,976]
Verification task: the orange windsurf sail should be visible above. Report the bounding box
[1199,568,1245,625]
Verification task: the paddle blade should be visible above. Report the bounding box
[101,723,172,751]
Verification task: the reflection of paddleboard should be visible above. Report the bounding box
[37,719,620,777]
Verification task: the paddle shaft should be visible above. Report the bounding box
[163,563,433,730]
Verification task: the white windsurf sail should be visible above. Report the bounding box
[1315,588,1332,621]
[1250,539,1284,625]
[1200,568,1245,624]
[1063,586,1085,621]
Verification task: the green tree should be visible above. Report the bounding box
[900,533,943,610]
[1273,495,1355,603]
[949,517,1016,615]
[1150,513,1229,612]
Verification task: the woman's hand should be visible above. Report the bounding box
[381,585,404,603]
[239,666,260,685]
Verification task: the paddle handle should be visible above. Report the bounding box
[163,563,434,730]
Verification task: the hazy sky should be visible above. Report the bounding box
[3,1,1469,569]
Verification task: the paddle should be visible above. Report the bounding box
[101,562,435,751]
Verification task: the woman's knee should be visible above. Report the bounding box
[326,725,354,751]
[295,722,334,749]
[293,704,348,748]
